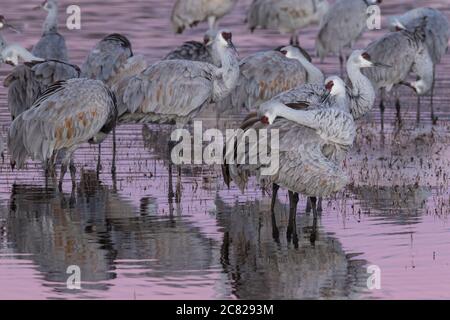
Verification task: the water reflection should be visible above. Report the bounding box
[350,185,430,225]
[1,170,218,297]
[215,196,368,299]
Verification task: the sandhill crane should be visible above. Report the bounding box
[8,78,118,190]
[81,33,147,173]
[32,0,69,62]
[115,31,239,201]
[316,0,381,76]
[81,33,136,86]
[223,76,351,221]
[171,0,237,34]
[362,19,433,129]
[116,31,239,124]
[247,0,330,45]
[390,8,449,124]
[164,30,218,65]
[4,59,80,120]
[217,45,324,113]
[223,50,387,217]
[0,35,79,120]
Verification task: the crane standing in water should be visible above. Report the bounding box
[81,33,147,174]
[362,18,434,129]
[223,50,388,221]
[389,8,449,124]
[8,79,118,191]
[115,31,240,201]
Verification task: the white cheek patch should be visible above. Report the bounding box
[0,22,4,29]
[218,36,227,46]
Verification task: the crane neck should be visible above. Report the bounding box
[43,6,58,34]
[213,46,240,102]
[270,102,313,124]
[346,60,376,119]
[290,52,324,84]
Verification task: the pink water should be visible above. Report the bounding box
[0,0,450,299]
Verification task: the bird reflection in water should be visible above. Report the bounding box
[214,196,368,299]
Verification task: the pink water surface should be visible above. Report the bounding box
[0,0,450,299]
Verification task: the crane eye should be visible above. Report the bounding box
[221,32,232,41]
[362,52,371,61]
[280,50,288,55]
[325,81,334,91]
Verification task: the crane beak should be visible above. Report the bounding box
[227,40,238,55]
[4,60,17,67]
[5,23,20,33]
[321,91,331,104]
[372,61,391,68]
[399,81,417,93]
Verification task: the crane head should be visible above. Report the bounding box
[34,0,57,12]
[0,16,20,33]
[216,30,237,55]
[351,50,391,68]
[279,45,312,62]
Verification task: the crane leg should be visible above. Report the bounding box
[430,75,437,124]
[416,96,421,124]
[395,98,402,125]
[175,165,182,203]
[97,144,102,175]
[271,183,279,212]
[111,128,117,175]
[287,191,299,247]
[306,197,312,213]
[69,159,76,190]
[168,140,175,200]
[271,205,280,245]
[317,197,323,213]
[309,196,318,245]
[379,89,385,132]
[290,31,299,46]
[208,16,216,31]
[58,163,68,192]
[339,51,345,78]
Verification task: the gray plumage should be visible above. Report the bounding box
[362,23,433,95]
[217,45,323,112]
[81,33,134,87]
[8,78,118,188]
[316,0,380,62]
[164,40,214,64]
[117,31,240,125]
[247,0,330,44]
[171,0,238,33]
[4,60,80,119]
[223,77,353,198]
[32,0,69,62]
[223,50,379,206]
[390,7,449,65]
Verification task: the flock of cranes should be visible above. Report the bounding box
[0,0,448,219]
